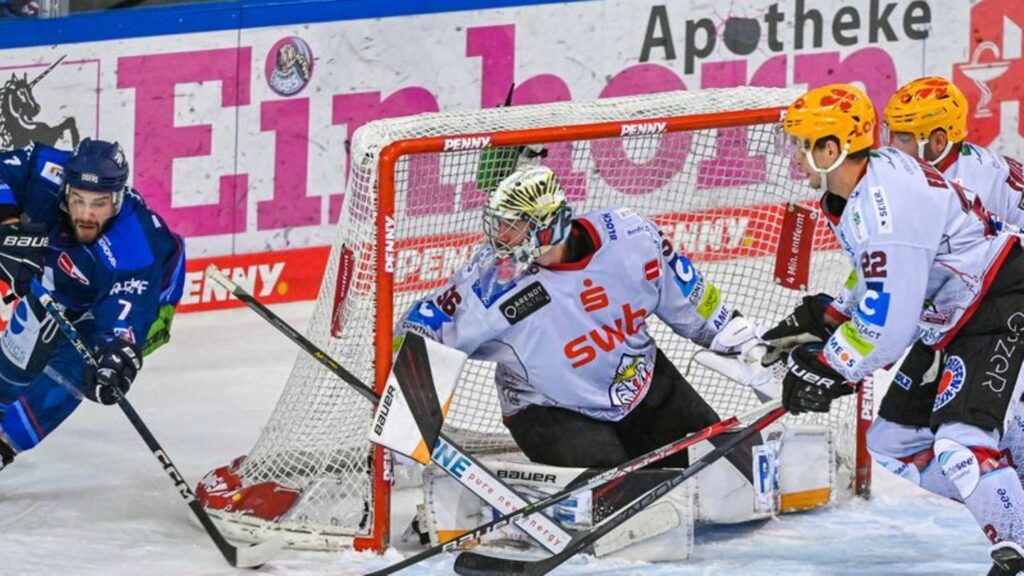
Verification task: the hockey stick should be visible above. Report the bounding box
[366,399,780,576]
[453,405,788,576]
[204,265,573,553]
[29,279,284,569]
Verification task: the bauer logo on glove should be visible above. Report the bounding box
[780,344,852,415]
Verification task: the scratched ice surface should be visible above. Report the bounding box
[0,303,991,576]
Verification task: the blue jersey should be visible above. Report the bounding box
[0,142,185,350]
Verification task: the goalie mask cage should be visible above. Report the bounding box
[201,86,872,551]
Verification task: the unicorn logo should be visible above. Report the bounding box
[0,55,80,151]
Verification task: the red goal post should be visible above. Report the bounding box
[200,87,872,553]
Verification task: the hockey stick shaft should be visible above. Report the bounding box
[366,399,778,576]
[205,265,574,553]
[453,406,788,576]
[29,280,282,569]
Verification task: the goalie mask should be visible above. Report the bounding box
[477,166,571,302]
[483,165,572,264]
[883,77,968,166]
[63,138,130,215]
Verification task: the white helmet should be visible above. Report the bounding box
[482,165,572,267]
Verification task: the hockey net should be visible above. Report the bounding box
[199,86,871,551]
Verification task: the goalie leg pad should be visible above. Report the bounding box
[776,424,836,513]
[692,422,835,520]
[421,458,694,562]
[691,427,778,523]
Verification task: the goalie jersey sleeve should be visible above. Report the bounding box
[396,206,732,421]
[819,148,1016,383]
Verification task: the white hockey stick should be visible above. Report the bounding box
[367,399,779,575]
[453,405,788,576]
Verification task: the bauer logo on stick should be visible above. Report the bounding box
[368,333,467,464]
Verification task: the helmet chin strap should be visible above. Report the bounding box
[920,139,955,167]
[803,148,848,192]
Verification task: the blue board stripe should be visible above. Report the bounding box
[0,0,596,50]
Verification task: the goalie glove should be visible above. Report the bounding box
[707,312,763,355]
[760,293,840,366]
[695,314,781,402]
[781,344,854,415]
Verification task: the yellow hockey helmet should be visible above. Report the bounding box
[884,76,968,148]
[783,84,876,155]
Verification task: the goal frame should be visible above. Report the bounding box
[364,106,874,552]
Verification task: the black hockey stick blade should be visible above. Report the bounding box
[187,499,286,568]
[453,407,787,576]
[454,553,562,576]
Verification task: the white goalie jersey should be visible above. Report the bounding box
[397,206,733,422]
[821,147,1017,383]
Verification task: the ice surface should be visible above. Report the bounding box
[0,302,993,575]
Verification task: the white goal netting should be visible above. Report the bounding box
[202,86,864,550]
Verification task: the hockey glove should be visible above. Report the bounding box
[781,344,853,415]
[0,223,48,298]
[708,312,764,355]
[760,293,838,366]
[85,337,142,405]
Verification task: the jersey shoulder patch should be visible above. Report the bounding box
[32,145,70,187]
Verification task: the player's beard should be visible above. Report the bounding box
[72,219,101,243]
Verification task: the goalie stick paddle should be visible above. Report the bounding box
[29,280,284,569]
[453,405,788,576]
[364,399,780,576]
[204,265,574,554]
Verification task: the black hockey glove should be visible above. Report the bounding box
[781,344,854,415]
[760,293,838,366]
[85,337,142,405]
[0,223,48,298]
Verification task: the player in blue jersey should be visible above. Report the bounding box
[0,138,186,471]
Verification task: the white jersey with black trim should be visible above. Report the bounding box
[820,147,1017,383]
[827,145,1024,322]
[397,206,732,422]
[945,142,1024,229]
